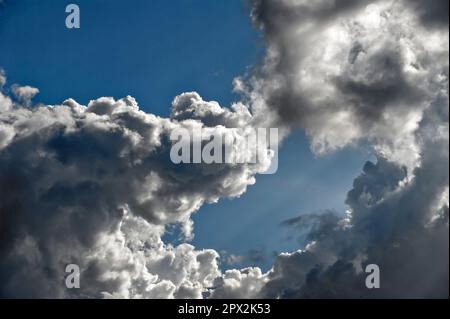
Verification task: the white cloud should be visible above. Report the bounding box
[246,0,448,172]
[0,82,272,298]
[12,84,39,106]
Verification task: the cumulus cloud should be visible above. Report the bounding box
[212,116,448,298]
[241,0,448,171]
[263,139,448,298]
[0,78,273,297]
[207,0,449,298]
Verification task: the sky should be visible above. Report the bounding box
[0,0,260,110]
[0,0,448,299]
[0,0,372,271]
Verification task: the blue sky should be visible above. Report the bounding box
[0,0,372,270]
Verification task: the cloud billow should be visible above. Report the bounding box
[212,0,448,298]
[0,84,272,298]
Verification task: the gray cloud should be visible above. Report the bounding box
[209,0,449,299]
[211,87,449,298]
[409,0,449,28]
[240,0,448,171]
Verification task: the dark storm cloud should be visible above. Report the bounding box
[296,126,448,298]
[409,0,449,28]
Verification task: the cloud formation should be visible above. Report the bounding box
[241,0,448,170]
[0,78,273,297]
[0,0,448,298]
[209,0,449,298]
